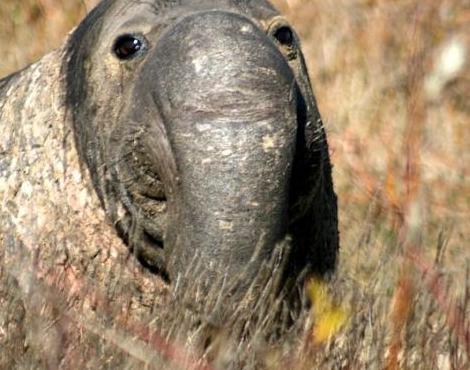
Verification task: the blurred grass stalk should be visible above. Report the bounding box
[386,2,468,367]
[278,0,468,367]
[0,0,468,368]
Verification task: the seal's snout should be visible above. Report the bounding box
[140,11,299,285]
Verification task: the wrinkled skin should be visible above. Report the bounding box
[66,0,338,304]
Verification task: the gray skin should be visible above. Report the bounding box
[65,0,338,297]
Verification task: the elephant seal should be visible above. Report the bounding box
[0,0,338,367]
[66,0,338,287]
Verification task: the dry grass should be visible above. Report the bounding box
[0,0,469,368]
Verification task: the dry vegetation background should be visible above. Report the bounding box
[0,0,469,369]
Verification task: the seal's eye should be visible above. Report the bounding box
[113,34,145,60]
[273,26,294,47]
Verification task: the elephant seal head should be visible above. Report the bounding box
[65,0,338,317]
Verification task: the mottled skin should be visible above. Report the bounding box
[0,0,338,366]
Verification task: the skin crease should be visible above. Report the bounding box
[0,0,338,366]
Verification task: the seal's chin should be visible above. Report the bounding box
[170,233,300,328]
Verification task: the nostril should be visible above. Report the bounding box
[273,26,294,47]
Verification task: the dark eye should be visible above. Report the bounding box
[113,34,146,60]
[273,26,294,47]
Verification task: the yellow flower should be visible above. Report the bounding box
[307,278,349,344]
